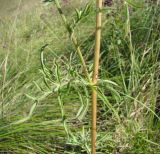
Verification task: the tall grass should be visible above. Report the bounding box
[0,0,160,153]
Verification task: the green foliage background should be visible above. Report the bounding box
[0,0,159,153]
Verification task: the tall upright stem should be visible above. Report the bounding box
[54,0,91,83]
[91,0,102,153]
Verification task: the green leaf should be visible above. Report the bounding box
[125,0,144,8]
[11,102,37,125]
[71,3,92,30]
[43,0,54,3]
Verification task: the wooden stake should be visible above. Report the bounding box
[91,0,103,153]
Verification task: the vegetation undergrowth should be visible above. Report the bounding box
[0,0,159,153]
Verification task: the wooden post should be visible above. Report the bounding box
[91,0,103,153]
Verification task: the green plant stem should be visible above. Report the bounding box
[71,35,91,81]
[54,0,91,83]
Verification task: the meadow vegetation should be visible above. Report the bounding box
[0,0,160,153]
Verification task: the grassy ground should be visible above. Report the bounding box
[0,0,40,17]
[0,0,160,153]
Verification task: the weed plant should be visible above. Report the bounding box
[0,0,160,153]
